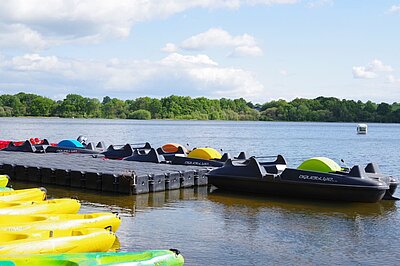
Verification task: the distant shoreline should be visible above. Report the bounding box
[1,93,399,123]
[0,116,397,124]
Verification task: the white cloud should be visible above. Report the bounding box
[352,67,377,79]
[161,43,178,53]
[248,0,298,4]
[307,0,333,8]
[0,23,49,50]
[352,59,393,79]
[0,0,298,51]
[0,52,266,100]
[182,28,257,49]
[10,54,63,71]
[160,53,219,66]
[369,59,394,72]
[229,45,263,57]
[180,28,263,57]
[279,69,288,76]
[387,75,400,84]
[162,53,265,98]
[388,5,400,14]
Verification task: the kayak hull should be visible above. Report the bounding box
[0,199,80,215]
[0,213,121,233]
[0,250,184,266]
[0,188,46,202]
[0,228,115,255]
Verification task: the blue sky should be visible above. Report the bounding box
[0,0,399,104]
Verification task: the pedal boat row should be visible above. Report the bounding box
[2,137,398,203]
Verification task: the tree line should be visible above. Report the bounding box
[0,92,399,123]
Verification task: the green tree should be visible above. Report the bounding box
[30,97,55,116]
[0,94,25,116]
[1,92,400,123]
[377,103,392,116]
[85,98,101,118]
[101,98,127,119]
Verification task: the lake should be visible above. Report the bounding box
[2,118,400,265]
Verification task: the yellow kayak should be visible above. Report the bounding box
[0,228,116,254]
[0,175,9,187]
[0,213,121,233]
[0,199,80,215]
[0,188,46,202]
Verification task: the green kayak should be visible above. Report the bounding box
[0,249,184,266]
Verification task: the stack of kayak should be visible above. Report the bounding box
[0,181,117,253]
[0,176,184,265]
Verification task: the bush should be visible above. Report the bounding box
[222,109,239,121]
[209,111,220,120]
[128,109,151,120]
[0,107,5,117]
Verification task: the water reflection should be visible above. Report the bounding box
[206,190,400,265]
[9,181,400,264]
[3,119,400,264]
[110,237,121,252]
[208,190,397,219]
[12,181,209,215]
[12,181,397,219]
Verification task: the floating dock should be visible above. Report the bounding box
[0,151,211,195]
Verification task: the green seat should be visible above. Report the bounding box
[297,157,341,173]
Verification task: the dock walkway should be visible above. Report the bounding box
[0,151,211,194]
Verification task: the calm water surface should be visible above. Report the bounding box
[2,118,400,265]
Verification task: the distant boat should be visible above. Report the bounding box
[357,123,367,134]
